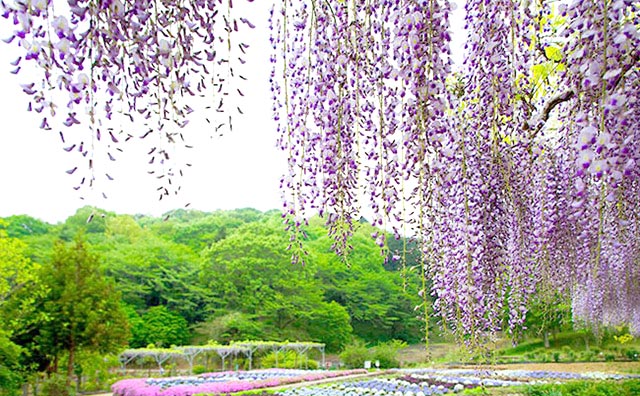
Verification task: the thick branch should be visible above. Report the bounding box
[540,89,575,124]
[528,51,639,141]
[526,88,575,142]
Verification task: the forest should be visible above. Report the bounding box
[0,207,428,386]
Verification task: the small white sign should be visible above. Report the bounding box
[364,360,371,369]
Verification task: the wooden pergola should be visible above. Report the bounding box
[119,341,326,374]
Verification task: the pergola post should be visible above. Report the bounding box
[118,353,138,375]
[154,352,173,373]
[180,347,204,374]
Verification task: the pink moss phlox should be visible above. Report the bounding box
[111,369,368,396]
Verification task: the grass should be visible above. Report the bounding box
[458,380,640,396]
[493,332,640,364]
[500,332,592,356]
[396,330,640,368]
[521,379,640,396]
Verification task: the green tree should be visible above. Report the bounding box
[1,215,52,239]
[101,232,210,324]
[339,339,371,369]
[58,207,112,242]
[525,292,572,348]
[22,237,128,383]
[193,312,265,344]
[0,224,39,307]
[306,218,422,343]
[122,305,146,349]
[0,329,23,396]
[370,339,407,368]
[131,306,190,348]
[4,208,424,356]
[0,222,42,394]
[104,215,145,244]
[201,214,354,350]
[144,208,265,251]
[306,301,352,352]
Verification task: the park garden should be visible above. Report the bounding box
[2,209,640,395]
[1,0,639,395]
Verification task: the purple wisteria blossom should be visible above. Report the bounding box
[1,0,253,198]
[2,0,639,343]
[270,0,640,343]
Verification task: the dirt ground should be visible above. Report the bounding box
[469,361,640,373]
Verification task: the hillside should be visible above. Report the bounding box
[1,207,426,352]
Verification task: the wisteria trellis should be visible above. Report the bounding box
[2,0,639,344]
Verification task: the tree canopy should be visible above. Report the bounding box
[1,0,639,345]
[2,208,424,354]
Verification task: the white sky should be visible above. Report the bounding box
[0,1,286,224]
[0,1,465,224]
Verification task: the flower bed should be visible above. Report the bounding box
[111,368,367,396]
[276,378,458,396]
[274,368,640,396]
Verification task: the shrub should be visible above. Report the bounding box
[259,350,318,369]
[0,333,23,396]
[625,349,639,361]
[371,340,407,369]
[192,365,207,375]
[41,374,74,396]
[614,333,634,345]
[74,352,121,392]
[339,340,371,369]
[580,350,596,362]
[561,346,575,362]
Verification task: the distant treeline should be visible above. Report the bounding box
[1,206,426,352]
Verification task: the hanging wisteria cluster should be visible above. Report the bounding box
[556,0,640,337]
[270,0,640,344]
[2,0,639,344]
[1,0,254,198]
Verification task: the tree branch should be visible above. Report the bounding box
[527,51,639,142]
[526,88,575,142]
[540,89,575,124]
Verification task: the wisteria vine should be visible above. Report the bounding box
[270,0,640,345]
[2,0,639,344]
[1,0,254,199]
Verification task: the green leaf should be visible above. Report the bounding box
[544,45,562,62]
